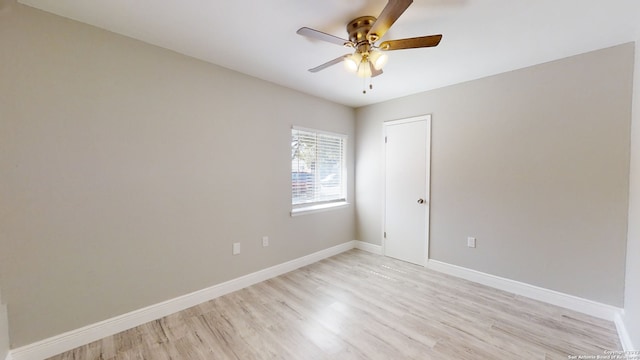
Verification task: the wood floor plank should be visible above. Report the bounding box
[45,250,621,359]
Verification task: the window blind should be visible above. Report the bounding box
[291,128,346,207]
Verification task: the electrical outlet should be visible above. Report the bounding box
[232,242,241,255]
[262,236,269,247]
[467,237,476,248]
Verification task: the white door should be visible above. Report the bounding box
[384,115,430,266]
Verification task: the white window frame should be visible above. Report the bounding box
[291,126,348,216]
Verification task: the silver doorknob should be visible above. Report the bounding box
[417,199,425,204]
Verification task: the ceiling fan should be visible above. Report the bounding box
[297,0,442,85]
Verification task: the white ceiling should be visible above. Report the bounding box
[17,0,640,108]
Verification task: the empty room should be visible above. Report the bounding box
[1,0,639,359]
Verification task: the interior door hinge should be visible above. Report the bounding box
[384,231,387,238]
[384,136,387,143]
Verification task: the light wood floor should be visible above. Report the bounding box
[47,250,621,359]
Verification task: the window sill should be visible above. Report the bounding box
[290,202,350,217]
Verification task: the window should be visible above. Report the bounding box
[291,127,347,214]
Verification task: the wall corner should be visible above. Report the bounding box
[622,38,640,352]
[0,290,10,360]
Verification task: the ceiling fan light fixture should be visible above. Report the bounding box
[356,60,373,78]
[369,50,388,70]
[344,53,362,72]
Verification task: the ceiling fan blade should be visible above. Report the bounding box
[367,0,413,42]
[297,27,352,47]
[379,35,442,51]
[308,55,349,73]
[371,67,383,77]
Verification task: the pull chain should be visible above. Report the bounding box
[362,76,374,94]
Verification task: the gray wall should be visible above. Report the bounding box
[624,40,640,350]
[0,4,356,347]
[355,44,634,307]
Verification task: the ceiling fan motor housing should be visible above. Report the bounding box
[347,16,378,46]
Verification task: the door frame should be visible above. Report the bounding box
[382,114,432,265]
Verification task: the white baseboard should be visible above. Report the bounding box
[10,241,356,360]
[615,311,636,351]
[426,259,623,321]
[353,240,383,255]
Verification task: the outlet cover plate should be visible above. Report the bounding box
[467,237,476,248]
